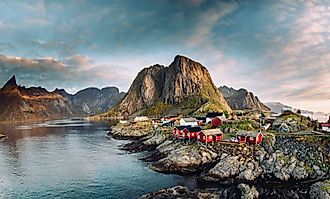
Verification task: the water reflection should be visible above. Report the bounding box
[0,119,183,199]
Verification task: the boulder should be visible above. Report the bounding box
[238,183,259,199]
[309,181,330,199]
[206,156,242,179]
[151,145,217,173]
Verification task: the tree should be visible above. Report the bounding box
[297,109,302,114]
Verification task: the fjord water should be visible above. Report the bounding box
[0,119,185,199]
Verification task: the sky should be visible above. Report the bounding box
[0,0,329,113]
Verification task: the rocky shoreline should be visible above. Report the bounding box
[109,125,330,198]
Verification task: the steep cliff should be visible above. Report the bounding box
[219,85,270,112]
[109,55,232,116]
[0,76,74,122]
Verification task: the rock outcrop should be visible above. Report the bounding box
[309,181,330,199]
[110,124,329,198]
[219,85,270,112]
[140,186,239,199]
[238,184,259,199]
[272,112,313,133]
[115,125,329,182]
[107,55,232,117]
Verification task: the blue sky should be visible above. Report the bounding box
[0,0,329,112]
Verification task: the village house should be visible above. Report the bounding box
[196,117,206,126]
[246,132,263,145]
[179,117,198,127]
[182,126,202,141]
[206,112,226,125]
[133,116,149,122]
[319,116,330,133]
[197,129,223,143]
[172,126,190,137]
[236,130,263,145]
[236,131,248,143]
[119,120,129,124]
[320,123,330,133]
[162,120,175,127]
[210,117,222,128]
[161,115,179,123]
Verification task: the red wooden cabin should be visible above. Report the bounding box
[211,117,222,128]
[236,131,263,145]
[236,131,247,143]
[197,129,223,143]
[182,127,202,139]
[246,132,263,145]
[172,126,190,137]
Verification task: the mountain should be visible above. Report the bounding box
[264,102,292,114]
[219,85,270,112]
[265,102,329,122]
[0,76,74,122]
[106,55,232,117]
[60,87,126,115]
[0,76,125,122]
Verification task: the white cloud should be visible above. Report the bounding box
[0,54,130,93]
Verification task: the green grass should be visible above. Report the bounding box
[321,180,330,192]
[223,133,236,140]
[220,119,257,131]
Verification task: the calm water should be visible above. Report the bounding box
[0,119,190,199]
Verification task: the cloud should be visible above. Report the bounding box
[0,0,329,112]
[0,54,131,93]
[240,0,330,112]
[186,1,237,46]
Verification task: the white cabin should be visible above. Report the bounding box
[133,116,149,122]
[179,118,198,127]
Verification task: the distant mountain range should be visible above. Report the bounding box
[104,55,232,117]
[264,102,292,114]
[2,55,324,122]
[265,102,329,122]
[0,75,125,122]
[219,86,270,112]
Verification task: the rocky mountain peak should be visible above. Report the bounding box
[170,55,207,74]
[3,75,17,88]
[110,55,232,116]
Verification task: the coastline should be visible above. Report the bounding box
[109,124,330,198]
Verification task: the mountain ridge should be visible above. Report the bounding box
[0,76,125,122]
[219,85,270,112]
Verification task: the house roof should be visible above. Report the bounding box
[236,130,248,136]
[163,115,179,120]
[181,117,198,122]
[206,112,224,118]
[200,129,223,135]
[248,132,262,137]
[175,125,191,130]
[196,117,206,121]
[321,123,330,127]
[184,126,202,132]
[237,130,262,137]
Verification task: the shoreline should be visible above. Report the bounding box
[110,124,330,198]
